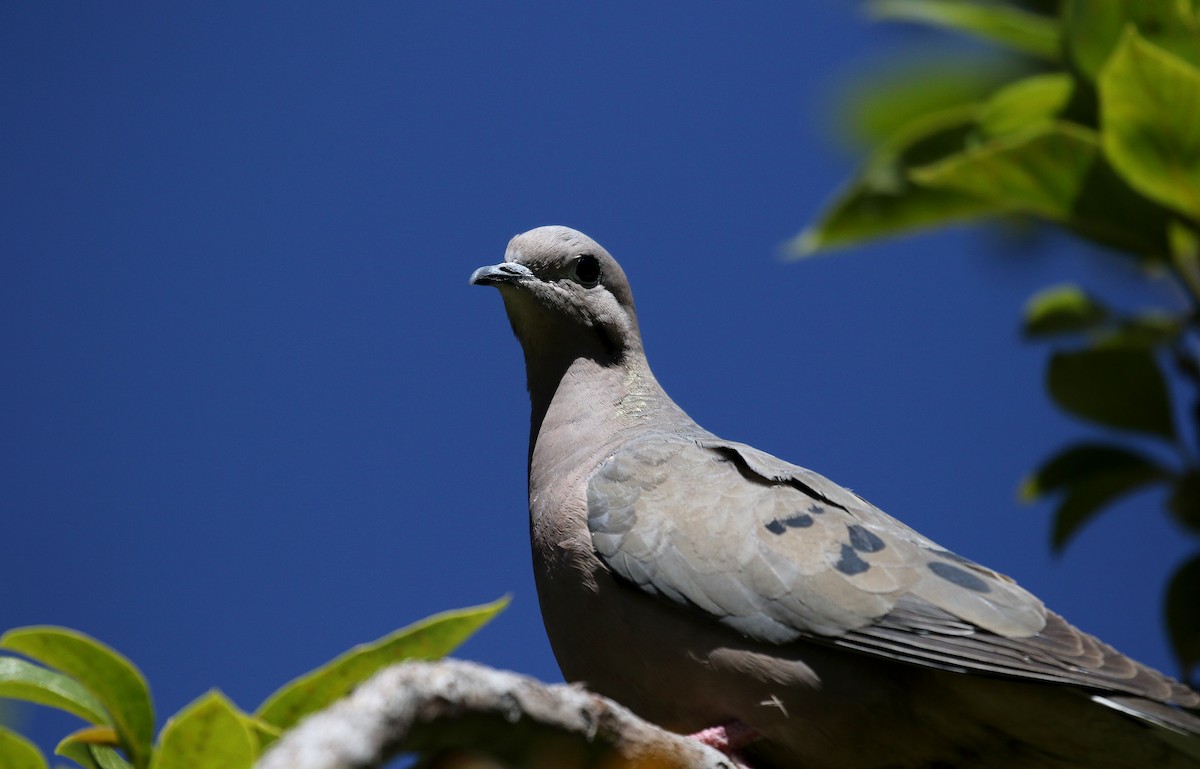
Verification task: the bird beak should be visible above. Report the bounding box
[469,262,535,287]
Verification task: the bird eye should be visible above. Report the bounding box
[572,254,601,287]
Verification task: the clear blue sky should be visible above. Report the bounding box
[2,2,1192,756]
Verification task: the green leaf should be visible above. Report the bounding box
[1169,220,1200,296]
[93,750,135,769]
[0,627,154,769]
[1047,474,1164,553]
[1046,347,1176,439]
[239,714,281,754]
[911,123,1171,258]
[149,691,255,769]
[1166,552,1200,680]
[834,56,1016,149]
[912,123,1098,217]
[0,725,46,769]
[1021,442,1169,497]
[57,746,133,769]
[1098,313,1184,349]
[256,597,508,731]
[59,726,120,747]
[56,742,103,769]
[869,0,1060,60]
[1063,0,1200,79]
[794,105,996,254]
[1100,29,1200,221]
[978,73,1074,139]
[1022,283,1109,337]
[1169,469,1200,533]
[1021,443,1171,550]
[56,727,131,769]
[0,656,109,726]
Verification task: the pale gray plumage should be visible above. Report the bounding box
[471,225,1200,769]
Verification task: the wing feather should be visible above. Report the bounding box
[587,435,1199,706]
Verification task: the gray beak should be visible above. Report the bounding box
[469,261,535,287]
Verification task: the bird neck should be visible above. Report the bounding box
[523,348,696,511]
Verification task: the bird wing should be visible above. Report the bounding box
[587,434,1198,705]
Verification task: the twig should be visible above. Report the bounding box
[254,659,737,769]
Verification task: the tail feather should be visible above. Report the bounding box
[1094,695,1200,761]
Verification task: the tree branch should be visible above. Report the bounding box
[254,659,736,769]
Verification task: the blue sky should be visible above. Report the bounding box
[2,2,1192,756]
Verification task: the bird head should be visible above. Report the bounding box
[471,226,642,362]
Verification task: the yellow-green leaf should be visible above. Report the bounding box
[912,123,1096,218]
[1063,0,1200,78]
[94,750,134,769]
[911,123,1171,258]
[149,691,255,769]
[0,627,154,769]
[0,656,109,726]
[834,56,1015,150]
[1100,29,1200,221]
[794,105,995,254]
[0,725,46,769]
[56,727,130,769]
[1022,284,1109,338]
[58,725,120,746]
[256,597,508,731]
[870,0,1060,60]
[56,741,102,769]
[59,746,132,769]
[1169,220,1200,296]
[978,73,1074,139]
[239,713,281,754]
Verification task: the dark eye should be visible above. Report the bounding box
[572,254,601,287]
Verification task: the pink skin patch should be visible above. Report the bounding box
[686,721,761,767]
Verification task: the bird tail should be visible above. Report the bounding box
[1094,695,1200,761]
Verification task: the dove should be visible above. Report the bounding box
[470,225,1200,768]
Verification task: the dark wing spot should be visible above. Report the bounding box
[928,561,991,593]
[766,513,813,535]
[835,544,871,576]
[808,504,825,515]
[925,547,978,567]
[847,524,886,553]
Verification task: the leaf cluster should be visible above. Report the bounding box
[801,0,1200,681]
[0,599,507,769]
